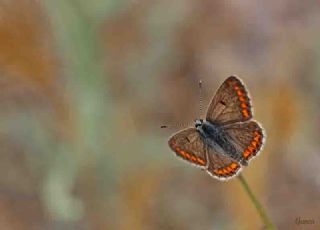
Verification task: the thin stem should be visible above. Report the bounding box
[238,174,274,229]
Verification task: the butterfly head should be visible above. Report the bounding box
[194,119,203,128]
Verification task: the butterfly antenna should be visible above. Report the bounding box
[160,122,192,129]
[198,79,203,118]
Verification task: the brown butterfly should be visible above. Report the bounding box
[168,76,265,181]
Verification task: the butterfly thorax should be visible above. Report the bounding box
[195,119,240,160]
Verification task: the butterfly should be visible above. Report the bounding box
[168,76,265,181]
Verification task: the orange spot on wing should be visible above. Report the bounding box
[242,110,250,118]
[248,146,255,152]
[243,150,250,157]
[239,97,246,102]
[251,141,257,148]
[197,158,205,165]
[241,103,247,108]
[177,149,185,157]
[230,162,238,169]
[244,151,253,159]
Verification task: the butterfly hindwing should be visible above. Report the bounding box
[168,128,207,167]
[206,145,242,180]
[206,76,252,125]
[224,121,264,165]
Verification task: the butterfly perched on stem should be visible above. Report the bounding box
[168,76,265,181]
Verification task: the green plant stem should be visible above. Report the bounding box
[238,174,274,229]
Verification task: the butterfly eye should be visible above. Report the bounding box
[194,119,203,127]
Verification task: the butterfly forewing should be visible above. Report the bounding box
[206,146,242,180]
[168,128,207,167]
[224,121,264,165]
[206,76,252,125]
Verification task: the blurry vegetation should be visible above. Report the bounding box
[0,0,319,229]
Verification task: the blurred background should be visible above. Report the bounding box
[0,0,319,229]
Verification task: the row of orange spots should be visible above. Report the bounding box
[175,146,206,166]
[235,85,250,119]
[227,79,251,119]
[243,131,261,159]
[213,162,239,175]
